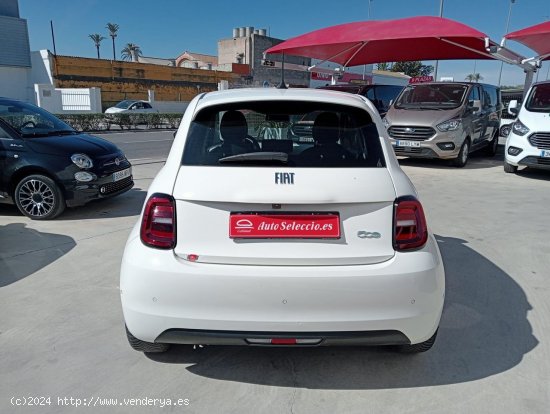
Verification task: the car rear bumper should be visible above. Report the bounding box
[120,234,445,346]
[155,328,410,346]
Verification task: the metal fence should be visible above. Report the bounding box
[60,89,92,112]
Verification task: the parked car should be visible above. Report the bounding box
[0,98,133,219]
[384,82,502,167]
[120,88,445,354]
[105,100,157,114]
[318,84,404,117]
[503,81,550,173]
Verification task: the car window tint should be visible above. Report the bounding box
[468,87,480,101]
[182,101,385,168]
[0,100,73,136]
[396,84,467,109]
[525,83,550,112]
[0,124,10,138]
[143,103,152,109]
[373,86,402,111]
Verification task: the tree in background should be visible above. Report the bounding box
[391,61,434,77]
[465,73,483,82]
[106,23,119,61]
[89,34,106,59]
[121,43,143,62]
[376,62,392,71]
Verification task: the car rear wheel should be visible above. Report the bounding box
[485,131,499,156]
[125,326,170,353]
[396,329,438,353]
[452,139,470,168]
[14,174,65,220]
[504,160,518,173]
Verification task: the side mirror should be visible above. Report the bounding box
[468,100,481,112]
[508,100,519,116]
[389,99,394,107]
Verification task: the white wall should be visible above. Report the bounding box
[0,66,32,101]
[30,50,53,86]
[35,84,102,114]
[372,73,409,86]
[151,101,189,114]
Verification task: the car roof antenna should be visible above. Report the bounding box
[277,53,287,89]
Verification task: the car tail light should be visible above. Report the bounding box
[393,196,428,251]
[140,193,176,249]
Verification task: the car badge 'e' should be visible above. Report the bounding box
[275,172,295,184]
[357,231,381,239]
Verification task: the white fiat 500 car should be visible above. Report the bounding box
[120,88,445,354]
[504,81,550,173]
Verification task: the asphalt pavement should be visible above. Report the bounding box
[95,130,175,164]
[1,139,550,413]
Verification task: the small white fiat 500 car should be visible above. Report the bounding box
[504,81,550,173]
[120,88,445,354]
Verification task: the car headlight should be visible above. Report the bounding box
[382,117,389,129]
[512,119,530,136]
[437,119,462,132]
[71,153,94,169]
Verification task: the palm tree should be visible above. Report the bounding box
[465,73,483,82]
[377,62,392,71]
[121,43,142,62]
[89,34,106,59]
[106,23,119,60]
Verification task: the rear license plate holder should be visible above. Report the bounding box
[229,212,340,239]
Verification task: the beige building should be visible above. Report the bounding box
[218,26,311,87]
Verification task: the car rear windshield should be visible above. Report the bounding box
[525,83,550,113]
[395,84,468,110]
[182,101,385,168]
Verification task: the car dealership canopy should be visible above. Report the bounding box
[265,16,524,67]
[505,21,550,61]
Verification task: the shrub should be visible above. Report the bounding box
[55,113,181,131]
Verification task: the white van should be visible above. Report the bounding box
[504,81,550,173]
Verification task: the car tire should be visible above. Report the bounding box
[452,139,470,168]
[504,160,518,173]
[485,131,499,156]
[14,174,65,220]
[125,326,170,353]
[396,329,438,353]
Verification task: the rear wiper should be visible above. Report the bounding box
[218,152,288,164]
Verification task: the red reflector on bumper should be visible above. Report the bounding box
[270,338,297,345]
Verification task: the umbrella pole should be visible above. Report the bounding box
[277,53,287,89]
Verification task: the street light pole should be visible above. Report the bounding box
[498,0,516,86]
[368,0,373,20]
[433,0,444,82]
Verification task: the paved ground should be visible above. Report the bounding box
[96,130,175,163]
[1,142,550,414]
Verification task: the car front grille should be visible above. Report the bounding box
[388,126,436,141]
[100,176,133,195]
[528,132,550,150]
[394,147,422,153]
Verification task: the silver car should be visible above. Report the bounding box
[384,82,502,167]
